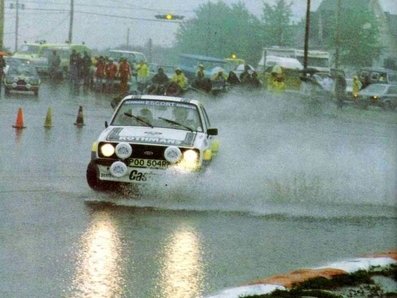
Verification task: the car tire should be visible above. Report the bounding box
[86,161,119,191]
[4,88,10,96]
[34,90,39,96]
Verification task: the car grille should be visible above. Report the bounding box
[130,144,167,160]
[17,80,26,85]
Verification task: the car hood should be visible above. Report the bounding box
[360,91,384,97]
[98,126,204,147]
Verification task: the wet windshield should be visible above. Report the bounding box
[18,44,40,54]
[8,64,37,76]
[112,100,202,132]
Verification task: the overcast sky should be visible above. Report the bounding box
[3,0,396,51]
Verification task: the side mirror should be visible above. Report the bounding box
[105,121,108,128]
[207,128,218,136]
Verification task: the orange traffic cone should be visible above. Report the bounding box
[44,107,52,128]
[74,105,85,127]
[12,107,26,129]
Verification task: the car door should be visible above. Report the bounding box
[386,85,397,109]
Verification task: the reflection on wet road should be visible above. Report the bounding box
[159,225,203,298]
[0,82,396,297]
[71,211,123,297]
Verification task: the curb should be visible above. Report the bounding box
[205,251,397,298]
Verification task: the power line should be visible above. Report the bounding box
[4,0,194,13]
[6,7,185,23]
[74,10,184,23]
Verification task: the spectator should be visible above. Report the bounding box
[105,58,118,93]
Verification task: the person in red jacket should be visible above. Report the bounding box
[105,58,118,93]
[95,56,106,92]
[117,58,131,94]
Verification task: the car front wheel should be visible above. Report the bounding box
[86,161,119,191]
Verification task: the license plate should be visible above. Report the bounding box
[129,158,169,169]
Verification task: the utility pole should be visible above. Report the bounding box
[126,28,130,48]
[335,0,341,69]
[303,0,311,69]
[68,0,74,43]
[0,0,4,49]
[15,0,19,51]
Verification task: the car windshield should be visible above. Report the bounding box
[8,64,37,76]
[112,99,203,132]
[109,51,145,64]
[18,44,40,54]
[361,84,388,94]
[41,48,70,59]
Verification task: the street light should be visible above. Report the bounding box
[155,14,184,20]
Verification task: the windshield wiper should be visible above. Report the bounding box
[124,112,153,128]
[158,117,193,132]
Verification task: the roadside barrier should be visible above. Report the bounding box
[74,105,85,127]
[206,251,397,297]
[12,107,26,129]
[44,107,53,128]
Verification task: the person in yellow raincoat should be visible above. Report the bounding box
[352,75,362,102]
[136,60,149,92]
[268,64,285,92]
[171,68,188,90]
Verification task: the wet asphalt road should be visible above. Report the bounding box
[0,81,396,297]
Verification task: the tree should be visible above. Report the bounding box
[261,0,296,47]
[324,5,382,67]
[174,1,263,65]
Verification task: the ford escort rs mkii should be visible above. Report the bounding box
[86,95,219,190]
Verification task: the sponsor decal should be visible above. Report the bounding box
[123,100,196,110]
[106,128,196,146]
[129,170,147,181]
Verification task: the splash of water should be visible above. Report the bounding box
[95,90,397,218]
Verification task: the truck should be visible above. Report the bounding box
[257,47,330,73]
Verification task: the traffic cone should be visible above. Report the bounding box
[12,107,26,129]
[44,107,53,128]
[74,105,85,127]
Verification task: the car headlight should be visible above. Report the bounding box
[100,143,115,157]
[183,149,199,163]
[164,146,182,163]
[109,161,128,177]
[115,142,132,159]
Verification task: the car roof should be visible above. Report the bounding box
[122,95,202,107]
[109,49,144,54]
[359,67,396,74]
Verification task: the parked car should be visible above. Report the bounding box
[86,94,220,190]
[107,49,147,68]
[358,83,397,110]
[357,67,397,89]
[3,63,41,96]
[13,41,92,77]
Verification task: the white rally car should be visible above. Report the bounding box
[86,95,219,190]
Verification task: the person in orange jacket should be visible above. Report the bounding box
[105,58,118,93]
[117,58,131,94]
